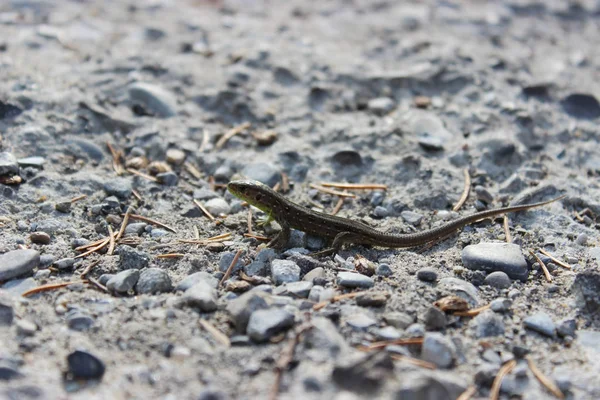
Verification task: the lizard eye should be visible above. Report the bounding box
[255,193,263,201]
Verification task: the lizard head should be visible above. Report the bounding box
[227,180,276,213]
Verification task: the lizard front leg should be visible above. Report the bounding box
[267,222,290,250]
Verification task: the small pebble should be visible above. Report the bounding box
[135,268,173,294]
[337,271,374,289]
[576,233,588,246]
[346,313,377,330]
[15,319,37,336]
[180,282,218,312]
[376,263,393,277]
[472,310,505,338]
[417,267,438,282]
[66,312,95,331]
[67,350,106,380]
[54,258,77,270]
[484,271,511,289]
[30,231,51,245]
[282,281,313,298]
[355,292,388,307]
[55,201,72,213]
[271,260,300,285]
[421,332,456,368]
[401,210,423,226]
[490,298,511,313]
[524,312,556,338]
[0,249,40,281]
[247,308,295,342]
[421,306,446,330]
[166,148,186,165]
[462,243,529,281]
[107,269,140,294]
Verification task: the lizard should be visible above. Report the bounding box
[227,179,565,256]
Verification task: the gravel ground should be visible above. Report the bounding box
[1,0,600,399]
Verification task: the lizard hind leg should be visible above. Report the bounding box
[309,231,361,258]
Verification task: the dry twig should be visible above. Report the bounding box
[157,253,185,259]
[215,122,251,149]
[320,182,388,190]
[529,250,553,282]
[538,249,572,270]
[331,197,344,215]
[453,304,491,317]
[490,360,517,400]
[452,169,471,212]
[116,206,133,242]
[503,215,512,243]
[219,249,243,287]
[309,183,356,198]
[526,356,565,399]
[70,194,87,203]
[199,319,231,347]
[269,323,312,400]
[127,213,177,233]
[390,354,436,370]
[107,225,116,256]
[457,385,477,400]
[22,281,84,297]
[127,168,158,182]
[194,199,215,221]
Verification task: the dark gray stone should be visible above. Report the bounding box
[472,309,505,338]
[0,250,40,281]
[282,281,313,298]
[124,223,147,236]
[438,278,480,307]
[337,271,374,289]
[557,319,577,338]
[422,332,456,368]
[524,312,556,338]
[240,163,280,187]
[135,268,172,294]
[421,306,447,330]
[484,271,511,289]
[346,313,377,330]
[65,138,105,161]
[104,178,133,199]
[571,270,600,313]
[107,269,140,294]
[67,350,105,380]
[247,308,294,342]
[54,258,76,270]
[118,246,150,270]
[401,210,423,226]
[128,82,177,118]
[490,298,511,313]
[417,267,438,282]
[66,311,95,331]
[0,295,14,325]
[1,278,37,296]
[244,248,275,276]
[226,291,270,332]
[176,271,218,291]
[156,171,178,186]
[376,263,393,277]
[394,371,467,400]
[204,198,231,216]
[271,259,300,285]
[0,152,19,176]
[461,243,529,281]
[180,282,217,312]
